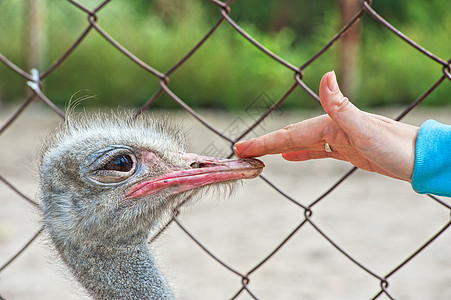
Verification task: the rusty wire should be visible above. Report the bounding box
[1,0,450,299]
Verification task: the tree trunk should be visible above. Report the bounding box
[338,0,361,98]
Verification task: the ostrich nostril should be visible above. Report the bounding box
[190,162,215,168]
[190,162,200,168]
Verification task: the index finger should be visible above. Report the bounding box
[235,116,328,158]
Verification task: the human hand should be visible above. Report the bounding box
[235,71,419,181]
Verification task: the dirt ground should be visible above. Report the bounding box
[1,105,450,300]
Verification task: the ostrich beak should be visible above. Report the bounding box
[125,153,264,199]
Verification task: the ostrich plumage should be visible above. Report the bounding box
[39,112,264,299]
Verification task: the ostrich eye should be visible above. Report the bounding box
[82,146,138,185]
[102,154,133,172]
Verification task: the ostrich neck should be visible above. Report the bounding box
[60,241,175,300]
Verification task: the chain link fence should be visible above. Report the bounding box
[1,0,451,299]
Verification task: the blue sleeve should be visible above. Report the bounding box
[411,119,451,197]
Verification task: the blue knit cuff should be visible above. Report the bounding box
[411,120,451,197]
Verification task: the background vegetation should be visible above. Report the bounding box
[0,0,450,110]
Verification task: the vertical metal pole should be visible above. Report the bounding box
[25,0,46,71]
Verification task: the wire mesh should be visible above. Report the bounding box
[1,0,450,299]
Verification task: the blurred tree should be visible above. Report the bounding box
[0,0,449,107]
[338,0,361,98]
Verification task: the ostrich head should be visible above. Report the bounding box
[39,112,264,250]
[39,112,264,299]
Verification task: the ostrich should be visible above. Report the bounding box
[39,112,264,299]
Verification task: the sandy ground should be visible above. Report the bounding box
[0,105,450,300]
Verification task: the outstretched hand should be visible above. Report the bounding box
[235,71,419,181]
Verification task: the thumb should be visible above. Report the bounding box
[319,71,366,134]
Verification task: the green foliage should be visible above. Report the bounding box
[0,0,449,109]
[358,0,451,107]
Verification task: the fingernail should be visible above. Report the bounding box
[327,71,339,93]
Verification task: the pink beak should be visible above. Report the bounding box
[125,153,265,199]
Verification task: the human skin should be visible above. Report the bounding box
[235,71,419,182]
